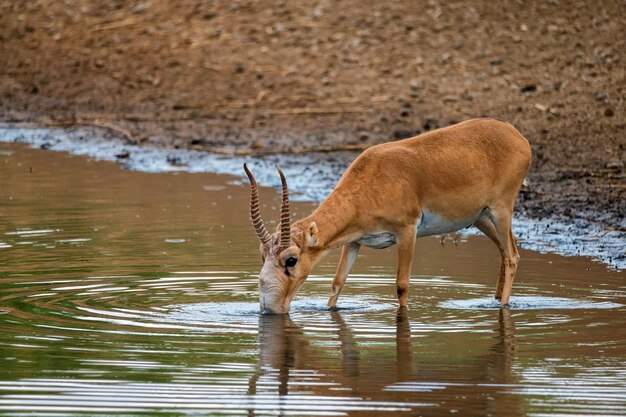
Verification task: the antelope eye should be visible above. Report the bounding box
[285,257,298,267]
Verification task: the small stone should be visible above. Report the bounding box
[393,130,419,140]
[116,151,130,159]
[423,118,438,131]
[521,84,537,93]
[132,2,149,14]
[606,160,623,169]
[166,156,184,166]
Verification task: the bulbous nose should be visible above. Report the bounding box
[260,305,288,315]
[260,307,281,315]
[260,295,288,315]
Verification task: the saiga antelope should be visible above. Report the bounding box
[244,118,531,314]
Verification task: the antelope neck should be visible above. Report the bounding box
[297,196,357,251]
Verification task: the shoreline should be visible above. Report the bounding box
[1,124,623,270]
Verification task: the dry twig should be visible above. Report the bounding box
[41,118,143,144]
[596,184,626,189]
[91,18,140,32]
[269,107,373,115]
[191,143,369,156]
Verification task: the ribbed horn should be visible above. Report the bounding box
[276,165,291,249]
[243,164,271,245]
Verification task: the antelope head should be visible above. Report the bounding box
[244,164,321,314]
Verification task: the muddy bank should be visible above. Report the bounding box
[0,1,624,254]
[1,127,624,269]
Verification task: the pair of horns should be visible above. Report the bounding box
[244,164,291,250]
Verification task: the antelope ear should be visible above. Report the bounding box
[305,222,319,248]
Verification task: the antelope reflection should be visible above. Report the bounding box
[248,314,308,398]
[247,308,520,416]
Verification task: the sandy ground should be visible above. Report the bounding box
[0,0,624,231]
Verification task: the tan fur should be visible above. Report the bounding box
[251,118,531,313]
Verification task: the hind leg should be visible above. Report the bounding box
[474,215,506,299]
[475,208,520,305]
[489,208,520,305]
[503,227,520,302]
[395,225,417,307]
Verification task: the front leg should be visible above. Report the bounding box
[328,241,361,308]
[396,225,417,307]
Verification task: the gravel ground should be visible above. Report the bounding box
[1,0,624,235]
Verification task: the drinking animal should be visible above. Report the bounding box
[244,118,532,314]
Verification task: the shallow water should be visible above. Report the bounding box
[1,143,625,416]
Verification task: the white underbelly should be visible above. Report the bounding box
[357,210,481,249]
[357,232,397,249]
[416,209,479,237]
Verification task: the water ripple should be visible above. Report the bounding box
[440,296,623,310]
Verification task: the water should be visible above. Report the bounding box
[1,142,625,416]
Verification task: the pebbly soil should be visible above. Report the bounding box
[0,0,624,232]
